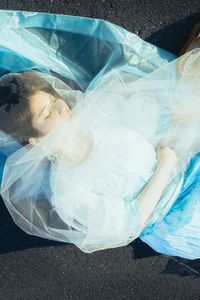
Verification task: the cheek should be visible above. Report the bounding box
[45,118,55,130]
[38,118,55,135]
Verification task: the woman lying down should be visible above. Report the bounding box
[0,47,200,254]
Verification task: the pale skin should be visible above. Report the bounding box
[28,90,72,145]
[28,90,178,229]
[137,146,178,229]
[28,91,186,142]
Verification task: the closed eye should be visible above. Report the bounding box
[45,112,51,120]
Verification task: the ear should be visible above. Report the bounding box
[28,137,40,145]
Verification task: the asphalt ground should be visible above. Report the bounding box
[0,1,200,299]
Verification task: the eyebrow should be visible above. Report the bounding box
[38,94,51,118]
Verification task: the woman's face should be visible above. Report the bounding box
[28,90,72,144]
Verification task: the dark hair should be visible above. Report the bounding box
[0,71,63,146]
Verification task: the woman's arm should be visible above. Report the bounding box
[137,147,177,228]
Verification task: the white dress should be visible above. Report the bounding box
[0,11,199,258]
[53,92,184,253]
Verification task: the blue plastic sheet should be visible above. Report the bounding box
[0,9,200,259]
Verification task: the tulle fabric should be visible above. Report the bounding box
[0,10,200,256]
[0,48,200,254]
[85,48,200,172]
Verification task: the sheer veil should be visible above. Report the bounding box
[0,47,200,253]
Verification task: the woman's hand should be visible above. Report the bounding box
[156,145,178,168]
[138,145,178,228]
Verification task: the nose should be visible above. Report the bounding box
[60,106,67,116]
[60,106,72,119]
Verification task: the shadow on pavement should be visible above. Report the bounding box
[130,239,200,278]
[145,12,200,55]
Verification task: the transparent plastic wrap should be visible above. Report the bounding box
[0,10,200,258]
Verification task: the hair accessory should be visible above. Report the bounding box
[0,75,20,112]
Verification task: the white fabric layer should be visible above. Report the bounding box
[0,48,200,253]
